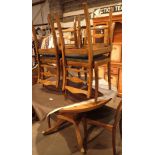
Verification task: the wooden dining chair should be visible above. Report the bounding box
[54,3,115,99]
[42,98,112,153]
[32,15,61,89]
[82,3,115,101]
[82,99,122,155]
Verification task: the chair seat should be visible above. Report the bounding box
[39,55,57,64]
[65,44,111,59]
[40,54,55,58]
[66,54,109,62]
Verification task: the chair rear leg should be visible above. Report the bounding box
[94,65,98,102]
[56,62,60,89]
[112,127,116,155]
[87,67,93,98]
[84,68,87,81]
[62,66,67,91]
[82,117,88,153]
[78,72,81,78]
[119,115,122,139]
[107,62,111,90]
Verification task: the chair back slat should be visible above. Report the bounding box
[77,15,82,48]
[83,3,93,64]
[54,13,66,65]
[73,16,78,48]
[32,24,39,51]
[108,6,115,45]
[47,14,58,51]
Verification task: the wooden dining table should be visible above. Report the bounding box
[32,79,117,152]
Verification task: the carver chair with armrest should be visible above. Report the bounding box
[32,15,61,89]
[82,99,122,155]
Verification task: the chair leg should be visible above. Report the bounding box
[74,121,85,153]
[112,127,116,155]
[119,115,122,139]
[62,66,66,91]
[87,67,93,98]
[84,68,87,81]
[78,72,81,78]
[107,62,111,90]
[43,119,65,135]
[94,65,98,102]
[82,116,88,153]
[56,61,60,89]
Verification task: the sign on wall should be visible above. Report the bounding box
[93,4,122,17]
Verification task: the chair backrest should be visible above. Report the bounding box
[73,16,78,48]
[108,6,115,46]
[47,14,59,52]
[77,15,82,48]
[83,3,93,64]
[54,13,66,66]
[32,24,39,51]
[83,3,115,61]
[47,14,61,60]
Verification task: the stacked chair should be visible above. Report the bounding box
[32,15,61,89]
[54,3,115,100]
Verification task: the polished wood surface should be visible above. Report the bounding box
[43,98,112,152]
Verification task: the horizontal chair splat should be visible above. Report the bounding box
[87,119,113,131]
[66,68,87,73]
[40,64,57,68]
[65,86,88,95]
[67,77,85,83]
[38,79,57,86]
[93,34,105,39]
[38,48,56,54]
[41,72,56,77]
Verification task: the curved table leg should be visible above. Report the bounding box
[57,114,85,153]
[74,121,85,153]
[42,118,65,135]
